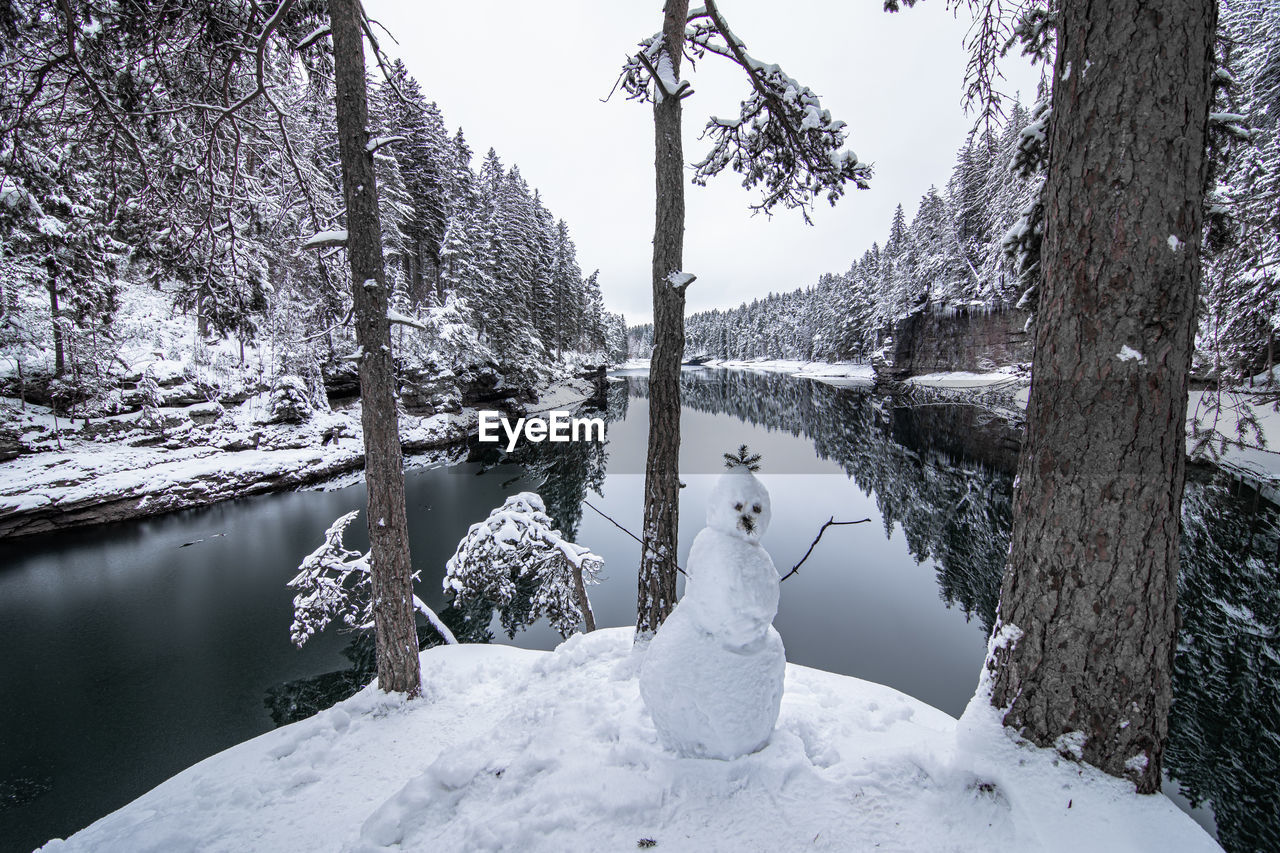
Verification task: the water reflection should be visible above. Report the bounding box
[1168,474,1280,853]
[636,368,1278,853]
[2,368,1275,852]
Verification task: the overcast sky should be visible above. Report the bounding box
[363,1,1044,325]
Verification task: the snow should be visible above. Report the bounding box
[301,230,349,249]
[641,468,784,759]
[1187,388,1280,497]
[1116,345,1145,363]
[521,378,596,417]
[665,270,696,289]
[1168,234,1185,252]
[706,358,876,385]
[41,629,1221,852]
[906,368,1026,389]
[386,309,427,330]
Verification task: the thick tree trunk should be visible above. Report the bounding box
[637,0,690,638]
[328,0,422,697]
[987,0,1216,793]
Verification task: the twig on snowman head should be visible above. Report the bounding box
[779,516,872,582]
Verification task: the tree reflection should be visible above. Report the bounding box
[1167,473,1280,853]
[637,369,1280,852]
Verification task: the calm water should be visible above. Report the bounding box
[0,369,1276,852]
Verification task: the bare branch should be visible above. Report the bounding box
[779,517,872,582]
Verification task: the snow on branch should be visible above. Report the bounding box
[366,135,407,154]
[387,309,427,330]
[613,1,871,222]
[295,24,331,50]
[666,270,697,290]
[301,229,348,250]
[289,511,456,647]
[616,33,694,103]
[444,493,603,638]
[689,0,871,222]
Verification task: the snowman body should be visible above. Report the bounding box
[639,468,786,759]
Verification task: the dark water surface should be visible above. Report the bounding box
[1,368,1276,852]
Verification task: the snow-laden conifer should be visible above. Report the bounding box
[444,492,602,637]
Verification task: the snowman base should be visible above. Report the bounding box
[639,602,786,760]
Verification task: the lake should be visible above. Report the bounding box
[1,368,1276,852]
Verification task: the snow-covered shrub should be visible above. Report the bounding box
[136,368,164,432]
[444,492,603,638]
[267,375,313,424]
[289,511,455,648]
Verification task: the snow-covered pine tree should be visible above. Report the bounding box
[289,510,456,649]
[444,493,603,637]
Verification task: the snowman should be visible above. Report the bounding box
[639,464,786,759]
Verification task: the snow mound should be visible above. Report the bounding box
[41,629,1220,853]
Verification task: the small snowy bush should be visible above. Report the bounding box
[444,492,603,638]
[289,511,455,648]
[268,375,312,424]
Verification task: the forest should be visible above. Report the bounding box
[0,0,1274,850]
[632,1,1279,380]
[0,6,627,422]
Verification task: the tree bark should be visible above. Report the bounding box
[328,0,422,697]
[636,0,690,638]
[987,0,1217,793]
[46,262,63,378]
[572,563,597,634]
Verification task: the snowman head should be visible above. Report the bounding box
[706,466,771,542]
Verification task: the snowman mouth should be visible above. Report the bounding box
[739,515,755,534]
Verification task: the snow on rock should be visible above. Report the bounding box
[641,467,785,759]
[519,378,595,417]
[41,628,1221,853]
[0,403,476,538]
[707,358,876,385]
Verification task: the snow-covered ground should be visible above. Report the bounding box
[0,378,595,538]
[39,628,1219,853]
[699,358,877,385]
[697,359,1280,489]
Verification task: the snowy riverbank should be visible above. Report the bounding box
[687,358,1280,493]
[39,627,1219,852]
[0,378,595,539]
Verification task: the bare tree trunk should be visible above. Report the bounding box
[328,0,422,697]
[572,563,596,633]
[46,262,63,378]
[987,0,1216,793]
[637,0,691,638]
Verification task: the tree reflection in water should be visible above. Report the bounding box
[267,368,1277,851]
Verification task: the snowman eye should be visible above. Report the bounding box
[752,503,762,514]
[734,502,743,511]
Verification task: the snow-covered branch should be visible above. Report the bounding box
[614,1,871,222]
[301,229,349,250]
[387,309,427,330]
[444,493,603,637]
[689,0,872,222]
[289,511,456,648]
[365,135,407,153]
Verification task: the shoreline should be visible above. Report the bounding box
[663,358,1280,497]
[0,378,595,540]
